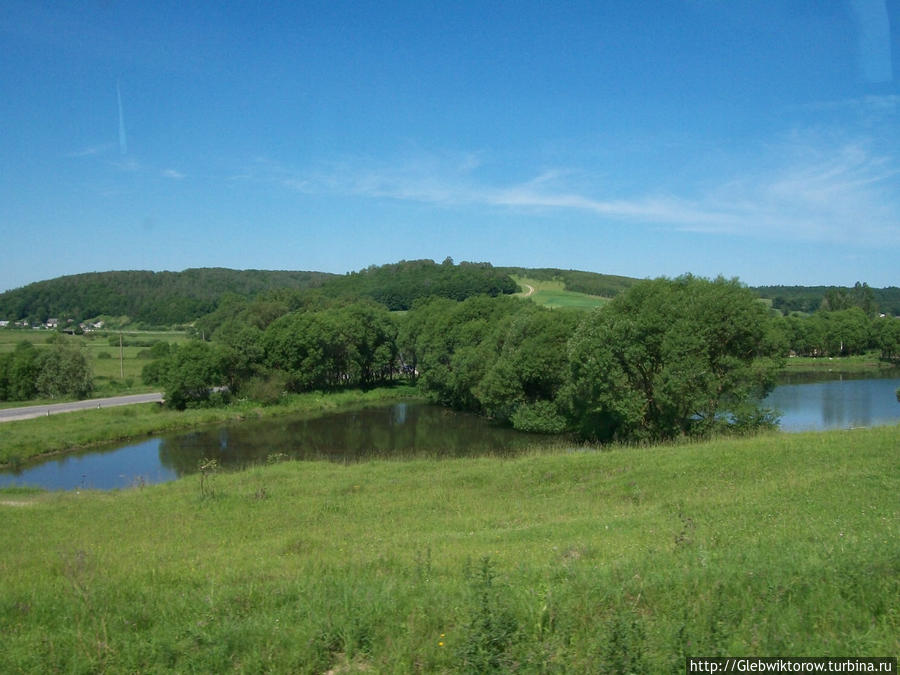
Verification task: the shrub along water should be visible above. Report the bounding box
[1,426,896,671]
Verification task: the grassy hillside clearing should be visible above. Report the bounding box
[1,426,896,671]
[513,276,608,311]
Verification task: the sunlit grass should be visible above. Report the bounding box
[513,276,608,310]
[1,426,897,671]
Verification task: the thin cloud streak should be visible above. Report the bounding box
[116,80,127,156]
[65,143,115,158]
[243,140,899,247]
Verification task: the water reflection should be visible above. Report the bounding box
[3,379,898,492]
[765,376,900,432]
[156,403,554,475]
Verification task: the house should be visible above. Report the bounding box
[0,320,9,328]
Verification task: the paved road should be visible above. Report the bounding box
[0,393,164,423]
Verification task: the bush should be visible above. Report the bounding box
[510,400,567,434]
[96,351,112,360]
[242,372,289,405]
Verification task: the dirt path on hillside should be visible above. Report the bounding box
[522,283,535,297]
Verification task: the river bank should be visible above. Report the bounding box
[781,352,898,374]
[0,386,424,469]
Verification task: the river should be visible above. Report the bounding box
[2,373,898,491]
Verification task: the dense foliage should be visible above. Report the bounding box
[0,260,518,326]
[320,259,518,310]
[0,269,334,327]
[564,276,785,442]
[144,276,790,441]
[779,308,900,359]
[0,338,93,401]
[404,296,580,432]
[753,282,900,316]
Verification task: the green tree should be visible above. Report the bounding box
[875,318,900,361]
[334,302,398,387]
[564,276,785,442]
[820,308,872,356]
[35,342,94,399]
[0,352,11,400]
[263,311,333,390]
[214,319,265,391]
[161,341,227,409]
[850,281,877,317]
[3,342,40,400]
[412,295,523,410]
[475,307,580,431]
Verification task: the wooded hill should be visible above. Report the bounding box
[0,261,519,326]
[1,261,896,327]
[0,269,335,327]
[753,284,900,316]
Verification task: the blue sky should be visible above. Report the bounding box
[1,0,898,293]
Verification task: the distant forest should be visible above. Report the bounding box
[320,258,517,310]
[0,260,517,326]
[1,261,897,328]
[753,284,900,316]
[0,269,335,326]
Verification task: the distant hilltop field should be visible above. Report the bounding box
[0,260,897,329]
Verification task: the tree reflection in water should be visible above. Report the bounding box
[157,403,565,476]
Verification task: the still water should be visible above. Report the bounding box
[2,374,898,491]
[0,402,562,491]
[764,372,900,432]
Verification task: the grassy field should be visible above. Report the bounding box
[0,425,896,672]
[0,386,423,468]
[513,276,608,311]
[0,329,190,404]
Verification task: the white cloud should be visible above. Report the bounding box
[162,168,186,179]
[249,138,900,247]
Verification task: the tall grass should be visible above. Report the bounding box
[1,426,897,671]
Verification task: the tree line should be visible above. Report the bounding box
[754,282,900,317]
[781,308,900,359]
[0,260,516,327]
[145,275,797,443]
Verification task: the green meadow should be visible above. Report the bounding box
[1,426,897,672]
[0,329,190,405]
[514,276,608,311]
